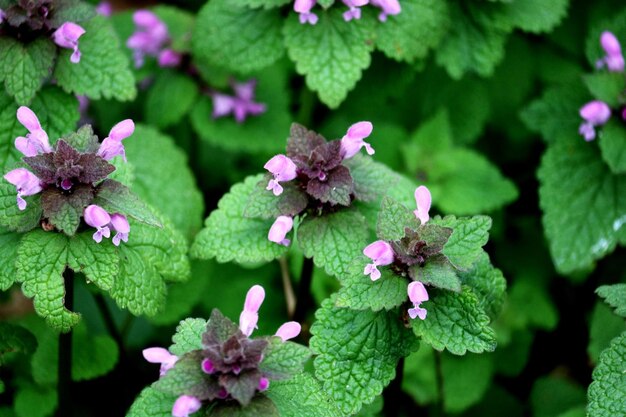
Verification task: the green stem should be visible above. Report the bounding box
[434,349,444,411]
[57,269,74,417]
[279,256,296,318]
[93,293,125,355]
[296,87,316,128]
[293,257,314,324]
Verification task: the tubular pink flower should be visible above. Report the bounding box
[172,395,201,417]
[598,31,625,72]
[268,216,294,246]
[201,358,214,374]
[211,80,266,123]
[294,0,318,24]
[413,186,432,225]
[342,0,368,21]
[407,281,428,320]
[264,154,297,196]
[97,119,135,161]
[340,121,374,159]
[15,107,51,156]
[110,213,130,246]
[84,205,112,243]
[275,321,301,341]
[52,22,86,64]
[3,168,42,210]
[363,240,394,281]
[579,100,611,141]
[96,2,112,16]
[258,377,270,391]
[142,347,179,377]
[370,0,401,21]
[239,285,265,336]
[127,10,169,68]
[158,48,182,67]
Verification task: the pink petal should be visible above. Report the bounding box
[275,321,301,341]
[16,107,42,132]
[362,240,394,265]
[108,119,135,142]
[414,185,432,225]
[601,31,622,56]
[172,395,201,417]
[346,121,373,140]
[244,285,265,313]
[407,281,429,304]
[84,205,111,228]
[142,347,173,363]
[239,309,258,337]
[580,101,611,125]
[268,216,294,245]
[294,0,316,13]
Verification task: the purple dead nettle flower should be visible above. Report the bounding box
[0,8,5,24]
[127,10,169,68]
[211,79,267,123]
[52,22,85,64]
[342,0,368,21]
[597,31,625,72]
[84,205,130,246]
[275,321,302,342]
[172,395,201,417]
[239,285,265,337]
[578,100,611,141]
[294,0,318,24]
[363,240,394,281]
[142,347,179,377]
[97,119,135,161]
[158,48,183,67]
[370,0,401,21]
[407,281,429,320]
[264,154,297,196]
[340,121,375,159]
[268,216,294,246]
[14,106,52,157]
[96,1,112,17]
[3,168,43,210]
[413,185,431,225]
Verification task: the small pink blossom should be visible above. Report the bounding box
[258,377,270,391]
[84,205,111,243]
[3,168,42,210]
[370,0,401,21]
[96,2,112,16]
[15,106,51,156]
[275,321,301,341]
[407,281,428,320]
[110,214,130,246]
[268,216,294,246]
[342,0,368,21]
[142,347,178,377]
[294,0,318,24]
[579,100,611,141]
[211,79,267,123]
[413,186,431,225]
[340,121,374,159]
[264,154,297,196]
[127,10,169,68]
[239,285,265,337]
[597,31,625,72]
[201,358,214,374]
[172,395,201,417]
[52,22,86,64]
[363,240,394,280]
[157,48,182,67]
[97,119,135,161]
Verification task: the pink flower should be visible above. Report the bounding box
[96,2,112,16]
[258,377,270,391]
[211,79,267,123]
[97,119,135,161]
[142,347,178,377]
[110,214,130,246]
[15,106,51,157]
[172,395,201,417]
[84,205,112,243]
[340,121,374,159]
[597,31,625,72]
[264,154,297,196]
[3,168,42,210]
[239,285,265,337]
[407,281,428,320]
[363,240,394,280]
[268,216,294,246]
[275,321,301,341]
[413,186,431,225]
[157,48,182,67]
[294,0,318,24]
[342,0,368,21]
[127,10,169,68]
[369,0,401,21]
[52,22,86,64]
[579,100,611,141]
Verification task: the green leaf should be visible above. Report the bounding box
[189,65,291,154]
[583,72,626,107]
[170,318,207,356]
[49,0,96,26]
[16,230,79,332]
[599,120,626,174]
[415,257,461,292]
[433,215,492,271]
[376,196,420,241]
[153,352,208,399]
[345,154,401,204]
[538,136,626,274]
[144,71,198,129]
[0,227,21,290]
[588,333,626,417]
[54,16,136,101]
[191,174,289,264]
[0,181,43,233]
[41,186,92,235]
[126,387,178,417]
[0,323,37,361]
[375,0,449,63]
[153,5,195,52]
[318,0,335,8]
[588,302,626,364]
[244,180,308,220]
[259,338,310,379]
[124,125,204,240]
[0,38,56,105]
[283,9,375,108]
[67,231,119,291]
[14,385,57,417]
[94,180,162,228]
[505,277,558,331]
[298,209,369,278]
[486,0,568,33]
[597,284,626,318]
[61,125,99,153]
[335,259,407,311]
[310,299,417,415]
[411,287,497,355]
[193,0,284,73]
[207,396,279,417]
[231,0,291,9]
[30,86,81,147]
[266,372,342,417]
[435,2,507,79]
[532,376,586,417]
[458,251,506,321]
[442,352,494,413]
